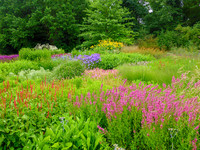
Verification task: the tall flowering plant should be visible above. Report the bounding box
[0,55,19,62]
[52,53,101,70]
[90,40,124,54]
[75,53,101,69]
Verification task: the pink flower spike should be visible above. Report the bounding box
[194,125,199,130]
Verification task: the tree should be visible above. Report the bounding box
[182,0,200,26]
[144,0,184,34]
[121,0,149,32]
[80,0,135,47]
[0,0,89,54]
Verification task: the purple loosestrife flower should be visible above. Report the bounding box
[0,55,19,62]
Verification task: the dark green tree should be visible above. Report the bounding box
[121,0,149,33]
[80,0,135,47]
[182,0,200,26]
[144,0,184,33]
[0,0,89,54]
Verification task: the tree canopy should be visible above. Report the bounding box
[0,0,199,54]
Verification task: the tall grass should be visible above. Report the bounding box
[118,57,200,85]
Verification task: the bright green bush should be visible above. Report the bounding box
[24,115,106,149]
[50,49,65,55]
[37,59,66,71]
[19,48,51,61]
[97,53,155,70]
[0,73,5,83]
[71,49,96,57]
[52,60,85,80]
[0,60,39,75]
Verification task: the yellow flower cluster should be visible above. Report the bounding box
[90,40,124,50]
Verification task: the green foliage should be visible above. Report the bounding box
[97,53,155,69]
[176,22,200,49]
[144,0,183,33]
[71,49,95,57]
[118,57,200,85]
[137,35,159,49]
[17,67,52,82]
[0,0,88,54]
[0,73,5,83]
[157,30,188,50]
[33,115,105,150]
[52,60,85,80]
[118,64,173,85]
[0,60,39,75]
[50,49,65,55]
[19,48,51,61]
[122,0,148,33]
[37,59,66,71]
[182,0,200,26]
[80,0,135,48]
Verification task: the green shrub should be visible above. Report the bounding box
[52,60,85,80]
[0,60,39,75]
[0,73,5,83]
[157,30,188,50]
[37,59,66,71]
[176,22,200,49]
[25,114,105,150]
[71,49,96,57]
[19,48,51,61]
[97,53,155,70]
[50,49,65,55]
[16,67,52,82]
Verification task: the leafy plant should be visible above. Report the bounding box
[16,67,52,82]
[97,53,154,69]
[50,49,65,55]
[80,0,135,48]
[19,48,51,61]
[157,30,188,50]
[31,114,106,150]
[52,60,85,80]
[0,60,39,75]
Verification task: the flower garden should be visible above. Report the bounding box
[0,40,200,149]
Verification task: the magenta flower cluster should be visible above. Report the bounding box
[72,76,200,129]
[0,55,19,62]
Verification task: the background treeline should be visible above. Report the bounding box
[0,0,199,54]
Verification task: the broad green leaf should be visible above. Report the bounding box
[62,142,72,149]
[52,142,60,148]
[0,134,5,146]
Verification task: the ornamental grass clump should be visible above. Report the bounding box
[52,60,85,80]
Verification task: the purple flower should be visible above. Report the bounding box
[0,55,19,62]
